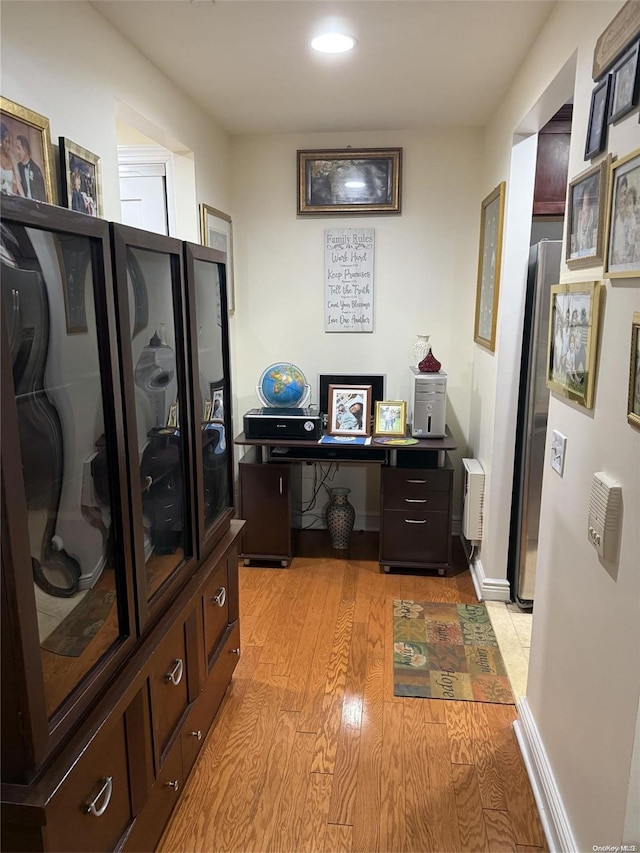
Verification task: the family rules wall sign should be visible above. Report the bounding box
[324,228,374,332]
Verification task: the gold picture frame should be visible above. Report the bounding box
[628,311,640,428]
[59,136,103,217]
[604,147,640,279]
[199,203,235,313]
[546,281,601,409]
[566,157,610,269]
[297,147,402,215]
[473,182,506,352]
[0,96,54,203]
[374,401,407,437]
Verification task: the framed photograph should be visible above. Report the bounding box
[167,402,179,429]
[604,147,640,278]
[608,40,640,123]
[203,399,213,422]
[628,312,640,428]
[59,137,102,217]
[374,401,407,437]
[297,148,402,215]
[546,282,601,409]
[584,76,611,159]
[566,158,610,268]
[0,96,54,202]
[327,384,372,437]
[474,181,506,352]
[199,204,235,313]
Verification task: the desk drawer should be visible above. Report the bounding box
[383,467,451,500]
[380,509,450,564]
[46,716,133,853]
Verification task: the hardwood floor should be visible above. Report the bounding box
[159,532,547,853]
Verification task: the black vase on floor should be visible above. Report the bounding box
[326,487,355,550]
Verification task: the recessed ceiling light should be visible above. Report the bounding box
[311,32,357,54]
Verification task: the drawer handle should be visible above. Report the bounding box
[166,658,184,686]
[165,780,180,791]
[279,476,283,495]
[404,519,427,524]
[405,498,427,503]
[190,730,202,740]
[406,479,427,484]
[86,776,113,817]
[212,587,226,607]
[231,647,240,655]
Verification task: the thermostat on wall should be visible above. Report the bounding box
[587,471,622,562]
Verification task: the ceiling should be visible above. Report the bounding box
[91,0,558,136]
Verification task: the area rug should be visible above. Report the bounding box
[41,589,116,657]
[393,599,514,704]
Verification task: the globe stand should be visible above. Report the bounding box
[256,383,311,409]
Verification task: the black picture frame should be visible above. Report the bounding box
[608,39,640,124]
[585,76,611,159]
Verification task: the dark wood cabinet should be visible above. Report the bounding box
[532,104,573,216]
[380,458,454,575]
[1,198,241,852]
[239,446,293,565]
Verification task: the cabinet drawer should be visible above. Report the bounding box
[383,484,450,512]
[149,619,189,762]
[46,716,133,853]
[203,557,230,665]
[380,510,450,564]
[123,736,182,853]
[383,467,451,499]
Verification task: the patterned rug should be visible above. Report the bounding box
[393,600,514,704]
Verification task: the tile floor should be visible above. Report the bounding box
[486,601,533,700]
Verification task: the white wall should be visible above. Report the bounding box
[478,1,640,848]
[0,1,231,235]
[230,129,481,519]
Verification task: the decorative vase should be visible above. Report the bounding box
[418,345,442,373]
[326,487,356,550]
[413,334,430,367]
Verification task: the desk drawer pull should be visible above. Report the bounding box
[406,479,427,484]
[190,730,202,740]
[404,519,427,524]
[279,476,283,495]
[212,587,226,607]
[405,498,427,503]
[166,658,184,686]
[166,780,180,791]
[86,776,113,817]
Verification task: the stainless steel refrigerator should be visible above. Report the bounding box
[507,240,562,610]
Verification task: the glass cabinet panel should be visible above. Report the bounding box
[1,222,127,721]
[183,243,233,556]
[120,242,191,604]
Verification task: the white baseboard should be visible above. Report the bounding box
[468,554,511,602]
[513,698,577,853]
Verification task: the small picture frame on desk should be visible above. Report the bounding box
[374,401,407,436]
[167,402,178,429]
[327,384,372,437]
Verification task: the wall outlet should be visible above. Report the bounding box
[550,430,567,476]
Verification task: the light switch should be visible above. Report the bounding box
[550,430,567,476]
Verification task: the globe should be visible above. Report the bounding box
[258,362,310,408]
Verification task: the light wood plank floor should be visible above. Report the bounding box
[159,532,547,853]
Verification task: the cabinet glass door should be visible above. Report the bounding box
[185,244,233,554]
[0,214,132,723]
[112,227,194,614]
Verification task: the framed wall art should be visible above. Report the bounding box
[604,146,640,278]
[473,181,506,352]
[327,384,372,437]
[566,157,610,268]
[584,76,611,159]
[59,137,102,217]
[546,281,601,409]
[628,311,640,428]
[1,96,54,202]
[374,401,406,437]
[593,1,640,80]
[199,203,235,313]
[608,39,640,123]
[297,147,402,215]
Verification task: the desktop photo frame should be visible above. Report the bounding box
[374,401,407,437]
[327,384,372,437]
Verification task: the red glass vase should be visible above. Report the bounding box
[418,349,441,373]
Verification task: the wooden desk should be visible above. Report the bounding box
[235,430,458,573]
